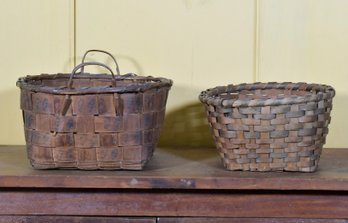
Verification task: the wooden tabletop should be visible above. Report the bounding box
[0,145,348,191]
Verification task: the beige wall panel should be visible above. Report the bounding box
[258,0,348,147]
[75,0,255,111]
[0,0,74,145]
[76,0,255,147]
[190,0,255,89]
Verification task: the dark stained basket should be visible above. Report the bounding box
[17,50,172,170]
[199,82,335,172]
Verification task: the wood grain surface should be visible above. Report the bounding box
[158,217,348,223]
[0,216,155,223]
[0,146,348,190]
[0,190,347,218]
[1,146,348,220]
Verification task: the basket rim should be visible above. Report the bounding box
[16,73,173,95]
[199,82,335,107]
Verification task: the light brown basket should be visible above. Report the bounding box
[199,82,335,172]
[17,50,172,170]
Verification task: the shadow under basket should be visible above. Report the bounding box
[199,82,335,172]
[17,63,172,170]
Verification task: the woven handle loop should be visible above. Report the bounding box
[68,62,116,89]
[81,49,120,75]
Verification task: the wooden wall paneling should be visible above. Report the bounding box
[75,0,255,147]
[75,0,255,111]
[0,0,74,145]
[257,0,348,148]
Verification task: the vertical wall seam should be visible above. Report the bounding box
[73,0,77,67]
[253,0,260,82]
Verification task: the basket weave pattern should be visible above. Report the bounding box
[199,82,335,172]
[18,74,171,170]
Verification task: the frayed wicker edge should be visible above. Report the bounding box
[199,82,335,107]
[17,73,173,95]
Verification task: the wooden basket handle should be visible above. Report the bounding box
[68,62,116,89]
[81,49,120,75]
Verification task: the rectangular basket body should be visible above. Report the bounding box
[19,74,172,170]
[200,82,335,172]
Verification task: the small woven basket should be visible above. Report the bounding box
[199,82,335,172]
[17,50,172,170]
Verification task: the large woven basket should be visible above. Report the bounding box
[17,50,172,170]
[199,82,335,172]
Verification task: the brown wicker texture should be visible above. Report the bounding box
[199,82,335,172]
[17,51,172,170]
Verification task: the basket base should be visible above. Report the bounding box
[30,159,149,170]
[221,157,320,172]
[27,143,155,171]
